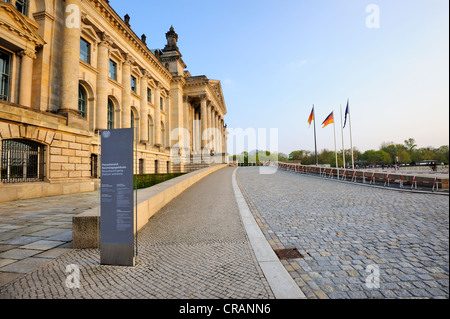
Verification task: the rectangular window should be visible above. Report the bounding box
[160,97,164,111]
[109,60,117,81]
[147,88,152,103]
[15,0,28,15]
[0,49,11,102]
[131,76,137,93]
[80,38,91,64]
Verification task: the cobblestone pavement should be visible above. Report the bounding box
[236,167,449,299]
[0,168,274,299]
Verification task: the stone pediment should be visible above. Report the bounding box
[0,2,45,47]
[209,80,227,114]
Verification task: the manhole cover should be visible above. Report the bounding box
[274,248,304,260]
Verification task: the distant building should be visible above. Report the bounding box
[0,0,228,202]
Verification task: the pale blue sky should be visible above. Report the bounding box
[110,0,449,154]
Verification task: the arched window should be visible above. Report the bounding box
[78,84,87,118]
[1,139,45,183]
[107,99,115,130]
[148,115,154,145]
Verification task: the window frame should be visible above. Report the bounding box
[0,48,11,102]
[109,59,117,81]
[78,84,88,118]
[80,37,91,64]
[131,75,137,93]
[147,87,152,103]
[107,98,115,130]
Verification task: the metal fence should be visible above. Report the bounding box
[1,139,45,183]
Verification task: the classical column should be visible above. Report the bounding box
[96,33,112,131]
[165,93,171,149]
[200,95,208,150]
[221,118,226,155]
[60,0,81,114]
[183,96,190,155]
[189,103,194,157]
[214,112,219,153]
[18,49,36,108]
[196,111,201,154]
[214,113,219,154]
[154,83,162,146]
[140,72,149,143]
[121,54,133,129]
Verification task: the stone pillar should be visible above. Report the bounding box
[140,72,149,143]
[96,33,112,131]
[121,55,133,129]
[60,0,81,115]
[214,111,220,154]
[165,93,171,150]
[200,96,208,150]
[221,118,225,155]
[215,113,220,154]
[19,49,36,108]
[154,84,162,146]
[183,96,190,156]
[189,103,194,157]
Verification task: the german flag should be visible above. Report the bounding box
[308,107,314,127]
[322,112,334,128]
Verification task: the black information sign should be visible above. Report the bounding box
[100,128,135,266]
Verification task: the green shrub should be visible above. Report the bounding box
[134,173,186,190]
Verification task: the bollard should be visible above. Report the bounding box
[384,174,390,187]
[411,176,417,190]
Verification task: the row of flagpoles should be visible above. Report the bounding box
[308,99,355,169]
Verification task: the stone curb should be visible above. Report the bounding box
[231,167,306,299]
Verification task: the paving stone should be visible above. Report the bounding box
[236,167,449,300]
[0,168,275,299]
[0,257,53,274]
[0,249,41,260]
[20,240,66,251]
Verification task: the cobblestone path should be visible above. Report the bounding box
[0,168,273,299]
[237,167,449,299]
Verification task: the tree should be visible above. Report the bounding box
[277,152,288,161]
[318,149,335,166]
[363,150,391,165]
[404,138,417,153]
[289,150,304,161]
[397,149,411,164]
[436,145,449,164]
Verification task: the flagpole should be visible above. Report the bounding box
[333,117,338,169]
[313,106,318,166]
[348,100,355,169]
[340,105,345,168]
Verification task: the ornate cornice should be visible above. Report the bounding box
[88,0,172,82]
[19,48,37,59]
[0,2,45,47]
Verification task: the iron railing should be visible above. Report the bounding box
[1,139,44,183]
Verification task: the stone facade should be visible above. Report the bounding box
[0,0,228,202]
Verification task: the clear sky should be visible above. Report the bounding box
[109,0,449,154]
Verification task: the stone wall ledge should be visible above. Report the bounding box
[0,179,96,203]
[72,164,227,249]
